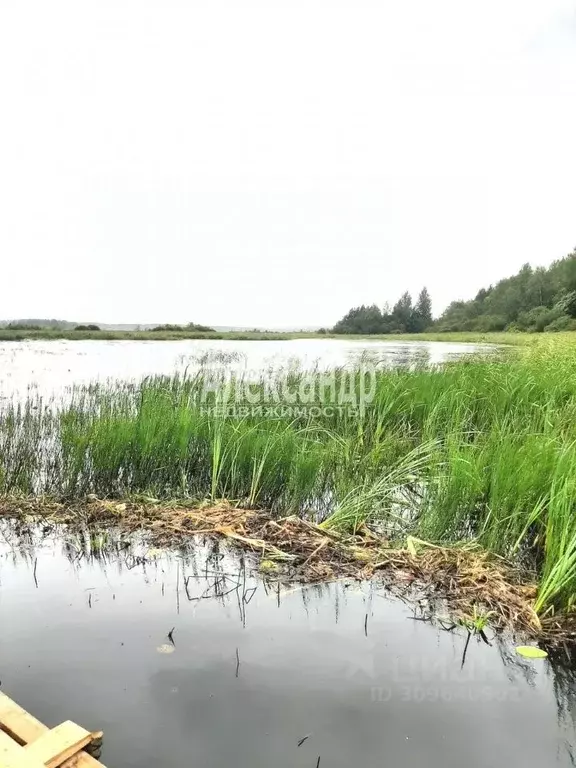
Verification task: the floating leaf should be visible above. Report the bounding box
[259,559,279,573]
[515,645,548,659]
[146,548,164,559]
[156,644,175,654]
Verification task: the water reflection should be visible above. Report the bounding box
[0,520,573,767]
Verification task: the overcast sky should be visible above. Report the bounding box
[1,0,575,327]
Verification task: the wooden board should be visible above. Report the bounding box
[0,694,46,747]
[0,729,46,768]
[0,694,104,768]
[25,721,93,768]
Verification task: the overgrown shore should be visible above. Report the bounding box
[0,328,560,344]
[2,336,576,636]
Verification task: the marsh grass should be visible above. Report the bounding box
[3,337,576,613]
[0,329,294,341]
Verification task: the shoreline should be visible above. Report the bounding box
[0,329,555,344]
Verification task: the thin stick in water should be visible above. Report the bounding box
[461,631,471,669]
[176,562,180,615]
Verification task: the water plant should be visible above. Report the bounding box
[3,337,576,614]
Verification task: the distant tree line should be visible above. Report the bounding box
[436,248,576,333]
[332,288,433,335]
[1,319,72,330]
[332,248,576,335]
[0,320,216,333]
[150,322,215,333]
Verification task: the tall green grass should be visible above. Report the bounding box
[2,339,576,614]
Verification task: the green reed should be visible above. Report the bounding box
[3,338,576,613]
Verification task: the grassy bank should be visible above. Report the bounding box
[2,336,576,619]
[0,328,571,344]
[324,331,566,346]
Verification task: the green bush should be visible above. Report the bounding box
[544,315,576,332]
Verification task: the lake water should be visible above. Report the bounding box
[0,523,574,768]
[3,339,565,768]
[0,338,494,399]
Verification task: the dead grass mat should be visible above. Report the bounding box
[0,497,572,643]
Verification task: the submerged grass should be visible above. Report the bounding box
[3,335,576,618]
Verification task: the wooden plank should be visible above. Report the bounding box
[25,721,93,768]
[0,728,46,768]
[0,694,105,768]
[0,693,46,746]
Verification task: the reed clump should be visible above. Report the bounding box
[2,336,576,618]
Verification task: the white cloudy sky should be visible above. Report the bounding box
[1,0,575,327]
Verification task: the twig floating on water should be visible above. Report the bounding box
[298,734,311,747]
[364,613,368,636]
[33,558,38,588]
[235,647,240,678]
[168,627,175,645]
[316,757,321,768]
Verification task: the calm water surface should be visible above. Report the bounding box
[0,339,495,399]
[0,524,574,768]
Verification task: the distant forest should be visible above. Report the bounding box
[0,320,215,333]
[4,248,576,337]
[332,288,433,335]
[332,248,576,334]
